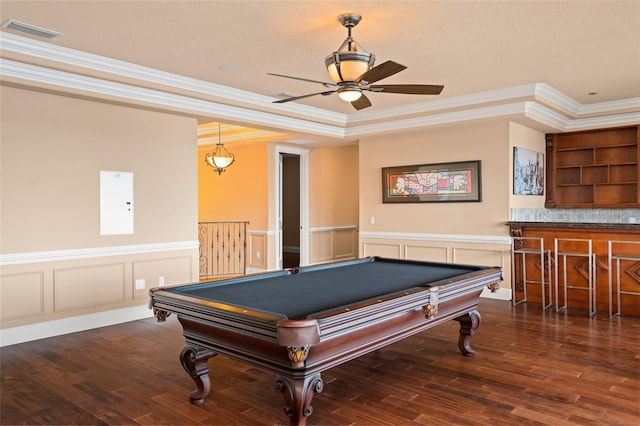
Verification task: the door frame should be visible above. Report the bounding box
[273,145,309,269]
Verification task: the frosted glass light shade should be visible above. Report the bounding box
[205,143,235,175]
[324,52,373,83]
[338,89,362,102]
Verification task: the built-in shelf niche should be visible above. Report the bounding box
[546,126,639,208]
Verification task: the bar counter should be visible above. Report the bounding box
[507,221,639,317]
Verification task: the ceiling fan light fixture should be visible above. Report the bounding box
[325,51,374,83]
[338,89,362,102]
[324,13,375,83]
[268,12,443,110]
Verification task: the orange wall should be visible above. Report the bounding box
[198,142,360,268]
[309,145,359,227]
[197,142,269,230]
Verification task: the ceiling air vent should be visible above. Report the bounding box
[2,19,63,40]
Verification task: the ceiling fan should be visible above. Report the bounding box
[269,13,444,110]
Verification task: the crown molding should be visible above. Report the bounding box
[350,83,640,125]
[0,59,345,138]
[564,111,640,131]
[534,83,640,116]
[1,31,639,135]
[347,84,539,124]
[0,32,345,125]
[346,102,525,136]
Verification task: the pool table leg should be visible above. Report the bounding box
[454,309,481,356]
[275,373,324,426]
[180,344,217,404]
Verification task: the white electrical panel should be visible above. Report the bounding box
[100,171,134,235]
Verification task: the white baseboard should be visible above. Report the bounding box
[0,304,154,347]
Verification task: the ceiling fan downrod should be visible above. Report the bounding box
[338,13,361,52]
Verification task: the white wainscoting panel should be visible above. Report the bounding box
[53,263,126,312]
[362,242,402,259]
[0,271,44,322]
[310,226,358,264]
[453,247,506,268]
[132,256,193,299]
[404,245,449,262]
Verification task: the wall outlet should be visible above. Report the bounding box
[158,276,165,286]
[256,251,261,259]
[630,217,636,224]
[135,279,145,290]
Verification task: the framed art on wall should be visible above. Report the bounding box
[513,147,544,195]
[382,161,481,203]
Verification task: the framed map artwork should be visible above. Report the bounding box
[382,161,481,203]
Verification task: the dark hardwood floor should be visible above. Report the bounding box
[1,299,638,425]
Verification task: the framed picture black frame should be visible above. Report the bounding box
[382,160,482,203]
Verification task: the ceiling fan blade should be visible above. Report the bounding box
[268,73,336,88]
[351,93,372,110]
[273,90,336,104]
[355,60,407,85]
[369,84,444,95]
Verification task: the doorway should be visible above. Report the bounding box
[281,154,300,268]
[275,145,309,270]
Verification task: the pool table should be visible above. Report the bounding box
[149,257,502,425]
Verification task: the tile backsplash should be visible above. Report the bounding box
[510,208,640,224]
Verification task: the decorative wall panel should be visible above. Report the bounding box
[0,271,44,321]
[333,229,357,259]
[248,233,267,269]
[362,242,402,259]
[53,263,126,312]
[310,227,358,264]
[132,256,193,299]
[404,245,448,263]
[453,248,506,268]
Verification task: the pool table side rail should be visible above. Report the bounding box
[303,296,482,375]
[150,290,283,341]
[313,267,502,330]
[310,268,502,352]
[433,267,503,299]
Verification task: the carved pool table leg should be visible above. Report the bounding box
[275,373,324,426]
[179,344,217,404]
[453,309,481,356]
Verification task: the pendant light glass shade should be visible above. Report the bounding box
[204,123,235,175]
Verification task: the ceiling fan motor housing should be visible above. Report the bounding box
[337,13,361,28]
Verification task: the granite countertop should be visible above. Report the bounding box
[507,221,640,230]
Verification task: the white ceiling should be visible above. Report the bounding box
[1,1,639,145]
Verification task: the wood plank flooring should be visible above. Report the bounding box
[1,299,639,425]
